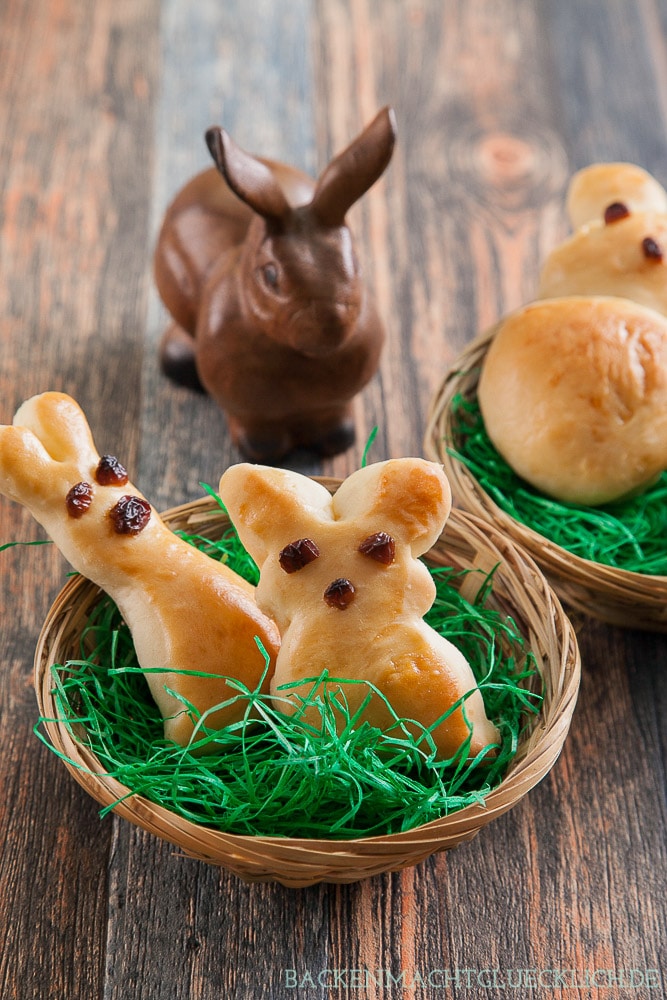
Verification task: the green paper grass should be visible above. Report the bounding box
[449,391,667,576]
[0,539,52,553]
[36,516,542,840]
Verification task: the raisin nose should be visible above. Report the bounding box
[323,578,356,610]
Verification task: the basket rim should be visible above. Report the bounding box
[34,487,580,858]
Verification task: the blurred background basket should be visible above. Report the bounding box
[34,484,580,887]
[425,329,667,631]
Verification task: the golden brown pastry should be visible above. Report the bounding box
[478,297,667,505]
[540,162,667,314]
[564,161,667,230]
[539,212,667,316]
[218,458,500,760]
[479,162,667,505]
[0,392,280,746]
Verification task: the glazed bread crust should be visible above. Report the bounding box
[219,459,500,760]
[478,296,667,505]
[538,213,667,316]
[0,392,280,746]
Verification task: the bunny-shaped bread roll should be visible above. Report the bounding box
[218,459,500,760]
[478,162,667,505]
[154,108,396,462]
[0,392,280,746]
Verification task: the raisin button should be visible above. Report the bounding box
[323,578,356,609]
[358,531,395,565]
[66,482,93,518]
[96,454,129,486]
[109,495,151,535]
[279,538,320,573]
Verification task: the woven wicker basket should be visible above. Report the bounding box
[34,482,580,887]
[425,328,667,631]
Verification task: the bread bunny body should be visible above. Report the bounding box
[478,162,667,505]
[218,459,500,760]
[0,392,280,746]
[154,108,396,461]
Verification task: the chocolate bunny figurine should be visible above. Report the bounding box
[154,107,397,461]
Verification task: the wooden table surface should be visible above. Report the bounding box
[1,2,666,998]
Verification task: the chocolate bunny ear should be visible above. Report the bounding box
[309,106,397,226]
[205,126,291,222]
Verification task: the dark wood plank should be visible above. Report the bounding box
[0,1,160,998]
[542,0,667,171]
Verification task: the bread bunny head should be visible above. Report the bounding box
[539,162,667,316]
[219,459,448,624]
[0,392,158,581]
[219,459,500,760]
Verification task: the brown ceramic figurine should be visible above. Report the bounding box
[154,107,397,461]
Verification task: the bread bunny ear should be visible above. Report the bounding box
[332,459,451,556]
[218,463,334,566]
[205,126,291,222]
[0,425,55,506]
[0,393,100,507]
[13,392,98,465]
[309,106,397,226]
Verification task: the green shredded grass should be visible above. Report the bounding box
[0,539,52,553]
[448,390,667,576]
[35,514,542,839]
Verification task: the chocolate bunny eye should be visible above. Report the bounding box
[262,262,279,288]
[279,538,320,572]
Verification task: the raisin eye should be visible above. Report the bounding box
[358,531,395,565]
[109,495,151,535]
[604,201,630,224]
[96,454,128,486]
[642,236,664,261]
[279,538,320,573]
[323,578,355,609]
[66,482,93,518]
[262,262,279,288]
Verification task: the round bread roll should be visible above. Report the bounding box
[477,296,667,505]
[538,213,667,317]
[565,162,667,229]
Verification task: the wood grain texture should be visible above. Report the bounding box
[0,1,159,999]
[0,1,665,998]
